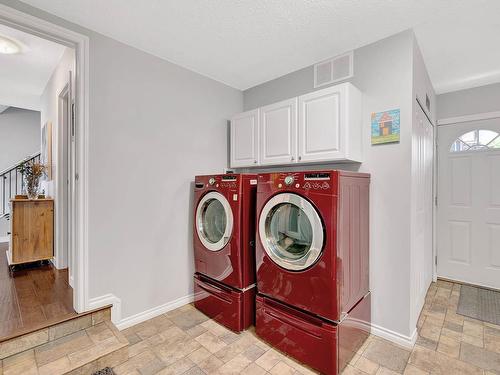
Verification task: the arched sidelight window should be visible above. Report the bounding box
[450,129,500,152]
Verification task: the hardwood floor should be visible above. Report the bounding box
[0,244,76,340]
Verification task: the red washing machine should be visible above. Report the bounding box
[193,174,257,332]
[255,171,371,374]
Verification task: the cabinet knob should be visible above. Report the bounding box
[291,156,294,161]
[298,155,302,161]
[253,160,257,164]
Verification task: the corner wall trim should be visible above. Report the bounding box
[115,294,195,331]
[88,294,122,325]
[370,324,417,349]
[437,111,500,126]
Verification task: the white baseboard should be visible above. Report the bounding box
[0,236,8,243]
[87,293,194,330]
[116,294,195,330]
[370,324,417,349]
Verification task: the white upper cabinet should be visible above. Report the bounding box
[298,83,362,163]
[259,98,297,166]
[229,82,362,168]
[230,109,259,168]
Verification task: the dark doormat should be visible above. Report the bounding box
[457,284,500,325]
[92,368,115,375]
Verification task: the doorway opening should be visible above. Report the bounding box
[0,3,90,340]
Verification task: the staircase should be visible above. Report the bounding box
[0,153,41,239]
[0,306,130,374]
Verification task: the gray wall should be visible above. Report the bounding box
[437,82,500,120]
[0,0,243,320]
[0,107,40,171]
[242,31,416,339]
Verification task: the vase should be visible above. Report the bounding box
[24,175,40,200]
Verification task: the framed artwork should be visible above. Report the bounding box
[41,121,53,180]
[371,109,400,145]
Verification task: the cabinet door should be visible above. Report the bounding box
[260,98,297,165]
[298,84,346,163]
[230,109,259,168]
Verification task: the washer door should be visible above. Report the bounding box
[259,193,324,271]
[196,191,233,251]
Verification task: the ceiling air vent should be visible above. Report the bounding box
[314,51,353,88]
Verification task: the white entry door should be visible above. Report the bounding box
[437,119,500,289]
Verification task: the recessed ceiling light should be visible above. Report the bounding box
[0,35,22,54]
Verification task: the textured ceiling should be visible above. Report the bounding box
[16,0,500,93]
[0,23,66,110]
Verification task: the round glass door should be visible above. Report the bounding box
[196,192,233,251]
[259,193,324,271]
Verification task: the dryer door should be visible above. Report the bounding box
[196,191,234,251]
[259,193,324,271]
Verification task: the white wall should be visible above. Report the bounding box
[437,82,500,120]
[40,47,75,270]
[1,0,243,321]
[0,106,40,171]
[242,31,416,343]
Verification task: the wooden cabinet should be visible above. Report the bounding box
[6,198,54,265]
[298,83,362,163]
[229,82,362,168]
[230,109,259,168]
[259,98,297,166]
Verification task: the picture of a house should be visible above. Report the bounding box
[371,109,400,144]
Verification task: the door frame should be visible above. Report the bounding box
[0,4,90,313]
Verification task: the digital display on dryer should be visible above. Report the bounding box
[221,176,237,181]
[304,173,330,180]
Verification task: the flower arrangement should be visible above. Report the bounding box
[17,161,47,199]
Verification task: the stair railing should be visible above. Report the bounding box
[0,152,41,217]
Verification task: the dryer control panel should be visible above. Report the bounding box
[267,171,335,192]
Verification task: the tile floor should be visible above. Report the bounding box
[116,280,500,375]
[0,244,76,340]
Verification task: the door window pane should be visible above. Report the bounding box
[201,199,227,243]
[265,203,313,261]
[450,129,500,152]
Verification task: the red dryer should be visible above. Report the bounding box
[254,171,371,374]
[193,174,257,332]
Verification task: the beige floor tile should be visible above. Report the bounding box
[437,335,461,358]
[2,350,38,375]
[241,363,268,375]
[269,361,296,375]
[460,342,500,373]
[185,325,208,338]
[255,349,287,371]
[188,347,212,365]
[86,323,114,344]
[462,334,484,348]
[376,367,400,375]
[218,353,253,374]
[113,349,158,375]
[195,331,227,354]
[354,356,379,374]
[402,364,428,374]
[38,355,71,375]
[419,322,442,342]
[463,321,484,339]
[342,364,367,375]
[484,331,500,354]
[362,338,411,373]
[35,330,93,367]
[198,355,224,373]
[157,357,196,375]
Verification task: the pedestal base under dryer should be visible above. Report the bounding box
[255,293,371,375]
[194,273,255,332]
